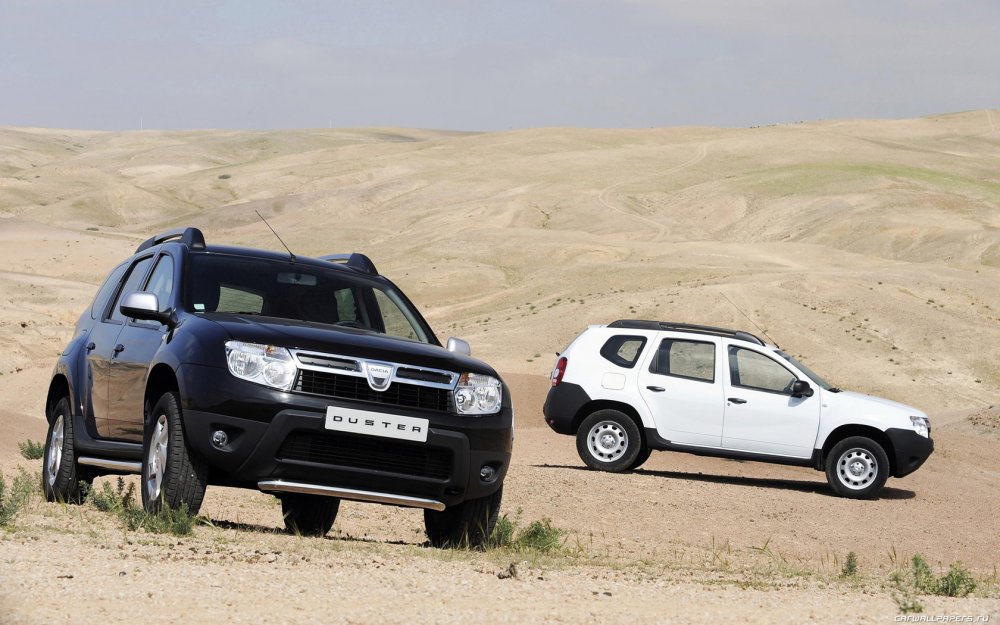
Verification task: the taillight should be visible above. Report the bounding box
[551,356,568,387]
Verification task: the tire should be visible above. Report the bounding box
[628,447,652,471]
[825,436,890,499]
[280,494,340,537]
[424,485,503,549]
[141,392,208,514]
[42,397,94,503]
[576,409,643,472]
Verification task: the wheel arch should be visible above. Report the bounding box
[572,400,647,443]
[144,363,180,422]
[46,374,72,423]
[820,424,896,475]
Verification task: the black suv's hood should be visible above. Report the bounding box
[203,313,497,377]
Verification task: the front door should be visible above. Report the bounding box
[638,335,724,447]
[721,343,820,458]
[107,253,174,442]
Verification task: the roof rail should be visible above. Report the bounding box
[607,320,765,346]
[318,253,379,276]
[135,227,206,254]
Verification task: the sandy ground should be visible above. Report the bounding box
[2,112,1000,622]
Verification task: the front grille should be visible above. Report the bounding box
[295,369,452,412]
[277,431,452,480]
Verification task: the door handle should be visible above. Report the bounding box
[86,342,96,352]
[113,344,125,355]
[728,397,747,404]
[646,386,665,392]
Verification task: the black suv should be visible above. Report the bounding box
[43,228,512,546]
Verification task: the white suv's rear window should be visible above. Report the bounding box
[599,335,647,368]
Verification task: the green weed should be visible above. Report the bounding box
[891,553,979,603]
[0,469,38,526]
[937,562,977,597]
[18,440,45,461]
[87,477,195,536]
[487,510,564,554]
[840,551,859,578]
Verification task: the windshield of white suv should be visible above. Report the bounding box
[184,254,431,344]
[774,350,835,391]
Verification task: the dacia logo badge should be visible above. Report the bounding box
[365,362,394,392]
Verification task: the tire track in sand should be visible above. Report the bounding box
[597,141,712,241]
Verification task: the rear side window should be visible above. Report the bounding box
[90,262,129,320]
[652,339,716,383]
[599,335,647,369]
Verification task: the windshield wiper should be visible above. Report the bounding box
[828,387,842,393]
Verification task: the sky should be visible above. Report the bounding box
[1,0,998,131]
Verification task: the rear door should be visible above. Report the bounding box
[81,262,130,438]
[721,343,820,458]
[637,334,724,447]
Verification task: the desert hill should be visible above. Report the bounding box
[2,111,999,414]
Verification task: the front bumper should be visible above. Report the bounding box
[885,427,934,478]
[179,364,513,507]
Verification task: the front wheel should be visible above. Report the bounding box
[424,486,503,549]
[576,409,643,472]
[628,447,652,471]
[42,397,94,503]
[825,436,890,499]
[280,494,340,537]
[141,392,208,514]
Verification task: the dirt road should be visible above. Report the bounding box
[1,375,998,624]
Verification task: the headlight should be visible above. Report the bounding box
[225,341,296,391]
[454,373,502,415]
[910,416,930,438]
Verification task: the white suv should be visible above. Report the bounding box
[543,321,934,499]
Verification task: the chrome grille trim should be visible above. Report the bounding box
[290,349,459,390]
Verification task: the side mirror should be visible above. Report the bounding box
[446,337,471,356]
[791,380,814,398]
[120,292,173,326]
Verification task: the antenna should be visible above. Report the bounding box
[720,292,777,346]
[255,210,295,262]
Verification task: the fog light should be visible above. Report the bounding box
[480,464,497,482]
[211,430,229,449]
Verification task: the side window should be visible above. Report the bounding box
[90,262,129,320]
[373,290,418,341]
[334,288,359,323]
[652,339,716,383]
[107,256,154,323]
[132,255,174,327]
[729,347,796,394]
[144,255,174,311]
[599,335,647,369]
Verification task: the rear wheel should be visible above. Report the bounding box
[825,436,890,499]
[42,397,94,503]
[141,392,208,514]
[424,486,503,549]
[280,494,340,537]
[576,409,643,472]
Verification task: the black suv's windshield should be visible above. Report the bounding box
[775,349,834,391]
[184,253,432,344]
